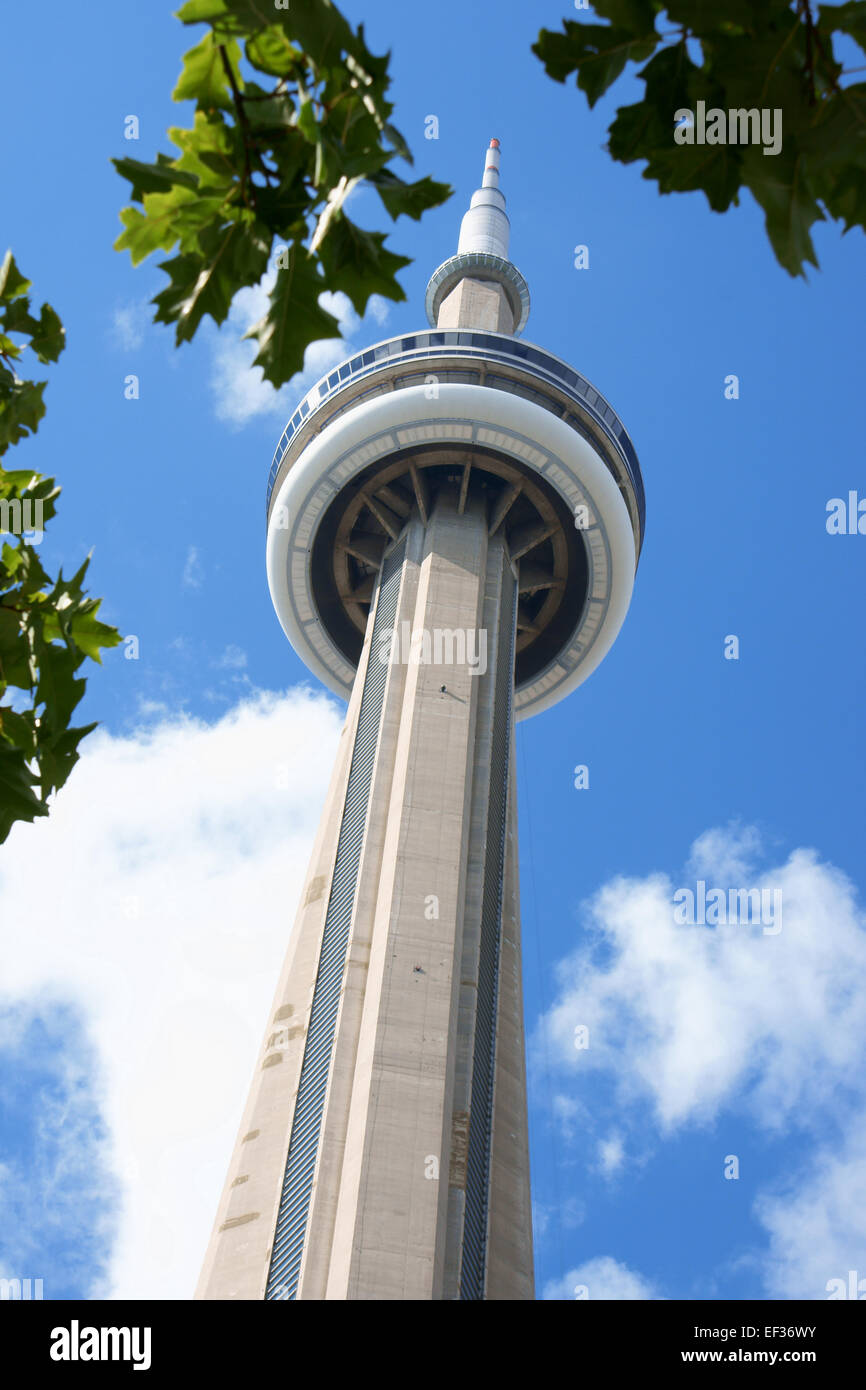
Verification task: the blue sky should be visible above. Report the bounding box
[1,0,864,1300]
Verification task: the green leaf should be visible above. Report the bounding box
[0,605,32,690]
[532,19,658,106]
[36,721,97,799]
[0,705,36,757]
[173,32,241,109]
[819,1,866,56]
[0,252,30,303]
[244,249,342,389]
[245,27,302,78]
[593,0,660,36]
[0,379,47,454]
[25,303,65,364]
[315,212,408,316]
[112,153,199,203]
[742,143,825,276]
[817,161,866,232]
[608,42,743,211]
[153,218,270,341]
[609,38,698,153]
[68,605,123,663]
[33,643,86,738]
[10,536,51,596]
[239,81,296,132]
[281,1,388,78]
[167,111,239,190]
[798,84,866,173]
[0,468,60,527]
[665,0,793,36]
[177,0,276,34]
[367,169,452,221]
[706,26,825,136]
[0,744,47,842]
[296,95,320,147]
[115,205,184,267]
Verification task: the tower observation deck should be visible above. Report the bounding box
[197,140,644,1301]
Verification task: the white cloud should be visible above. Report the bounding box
[0,688,343,1299]
[755,1117,866,1300]
[543,1256,661,1301]
[216,644,247,670]
[0,1003,116,1294]
[182,545,203,590]
[561,1196,586,1229]
[112,301,151,351]
[597,1132,625,1179]
[535,824,866,1300]
[536,825,866,1134]
[532,1195,585,1241]
[135,698,171,719]
[208,272,392,427]
[551,1091,588,1143]
[367,294,391,325]
[531,1202,550,1238]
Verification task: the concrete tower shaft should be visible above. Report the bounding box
[197,494,532,1299]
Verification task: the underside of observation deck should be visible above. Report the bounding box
[310,444,589,691]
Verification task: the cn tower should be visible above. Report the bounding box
[197,140,645,1301]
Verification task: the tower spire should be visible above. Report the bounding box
[457,138,510,259]
[425,137,530,337]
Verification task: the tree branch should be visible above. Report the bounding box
[219,44,254,208]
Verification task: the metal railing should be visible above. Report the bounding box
[265,330,645,542]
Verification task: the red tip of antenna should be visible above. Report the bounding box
[489,138,500,148]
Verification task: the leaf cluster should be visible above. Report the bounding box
[113,0,452,387]
[0,252,120,843]
[0,250,65,452]
[534,0,866,274]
